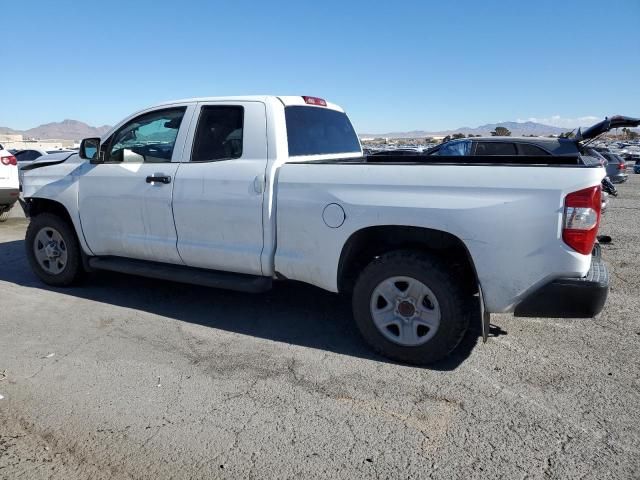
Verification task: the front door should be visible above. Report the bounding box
[78,105,194,263]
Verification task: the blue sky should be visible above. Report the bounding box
[2,0,639,133]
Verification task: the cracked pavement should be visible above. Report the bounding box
[1,177,639,479]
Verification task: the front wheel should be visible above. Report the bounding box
[352,250,470,365]
[25,213,84,286]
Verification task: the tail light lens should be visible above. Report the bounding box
[562,185,601,255]
[302,96,327,106]
[618,162,626,171]
[1,155,17,166]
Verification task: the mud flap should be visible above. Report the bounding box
[478,282,490,343]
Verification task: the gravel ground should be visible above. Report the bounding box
[0,177,639,479]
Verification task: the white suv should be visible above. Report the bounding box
[0,144,19,222]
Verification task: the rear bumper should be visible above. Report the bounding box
[0,187,19,207]
[514,248,609,318]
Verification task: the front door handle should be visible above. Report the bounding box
[146,175,171,184]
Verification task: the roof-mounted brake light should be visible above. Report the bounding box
[302,96,327,107]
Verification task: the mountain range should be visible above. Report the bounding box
[0,119,112,141]
[0,119,605,141]
[361,121,569,138]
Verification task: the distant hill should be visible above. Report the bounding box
[0,119,112,141]
[361,121,568,138]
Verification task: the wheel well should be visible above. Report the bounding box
[26,198,74,225]
[338,226,479,294]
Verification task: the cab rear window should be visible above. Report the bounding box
[285,106,361,157]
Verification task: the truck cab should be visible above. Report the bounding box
[23,96,361,276]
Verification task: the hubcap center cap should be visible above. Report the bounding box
[44,242,60,259]
[397,300,416,318]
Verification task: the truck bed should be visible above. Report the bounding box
[274,160,605,313]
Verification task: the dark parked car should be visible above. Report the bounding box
[634,160,640,174]
[424,117,640,213]
[428,136,601,160]
[426,116,640,165]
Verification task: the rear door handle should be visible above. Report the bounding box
[146,175,171,184]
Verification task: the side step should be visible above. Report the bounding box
[88,256,272,293]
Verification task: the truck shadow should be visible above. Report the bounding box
[0,238,484,370]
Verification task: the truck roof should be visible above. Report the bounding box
[151,95,345,112]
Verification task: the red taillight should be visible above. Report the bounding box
[1,155,17,166]
[618,162,626,171]
[302,96,327,107]
[562,185,601,255]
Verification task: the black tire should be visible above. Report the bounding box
[0,209,9,222]
[352,250,470,365]
[25,213,84,286]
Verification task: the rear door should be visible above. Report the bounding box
[172,101,268,275]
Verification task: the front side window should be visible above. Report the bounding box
[191,106,244,161]
[437,140,471,156]
[105,107,186,163]
[475,142,517,155]
[285,106,361,157]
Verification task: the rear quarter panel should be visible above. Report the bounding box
[274,163,605,313]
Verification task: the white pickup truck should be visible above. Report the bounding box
[20,95,609,364]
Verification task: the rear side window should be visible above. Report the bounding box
[475,142,517,155]
[605,154,622,164]
[518,144,550,156]
[191,106,244,162]
[285,106,360,156]
[15,150,42,162]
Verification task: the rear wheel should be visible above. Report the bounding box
[25,213,84,286]
[0,208,10,222]
[352,250,470,365]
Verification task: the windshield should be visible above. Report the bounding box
[285,106,361,157]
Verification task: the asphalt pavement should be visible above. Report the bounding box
[1,178,639,479]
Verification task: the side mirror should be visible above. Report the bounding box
[79,137,101,161]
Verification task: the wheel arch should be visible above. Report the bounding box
[25,197,74,223]
[337,225,480,296]
[24,197,93,260]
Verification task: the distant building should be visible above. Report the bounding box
[0,133,72,150]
